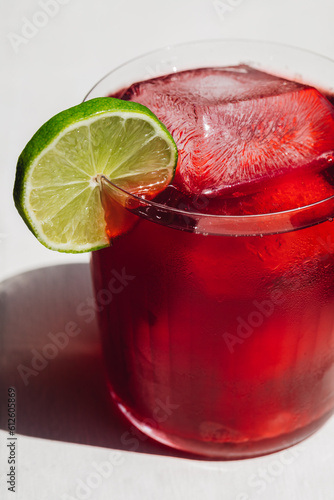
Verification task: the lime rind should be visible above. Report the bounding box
[14,98,178,253]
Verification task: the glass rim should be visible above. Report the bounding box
[83,38,334,101]
[101,174,334,222]
[84,39,334,231]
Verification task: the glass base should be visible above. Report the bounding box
[110,388,333,459]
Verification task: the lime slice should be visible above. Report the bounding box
[13,97,178,252]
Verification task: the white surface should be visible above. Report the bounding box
[1,425,334,500]
[1,0,334,498]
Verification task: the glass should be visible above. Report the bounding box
[86,40,334,459]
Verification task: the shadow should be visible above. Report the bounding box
[0,264,195,459]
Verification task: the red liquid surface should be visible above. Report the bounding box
[92,67,334,458]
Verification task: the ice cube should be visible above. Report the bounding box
[115,66,334,196]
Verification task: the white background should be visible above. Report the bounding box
[2,0,334,281]
[1,0,334,499]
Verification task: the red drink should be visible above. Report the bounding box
[92,204,334,458]
[89,42,334,458]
